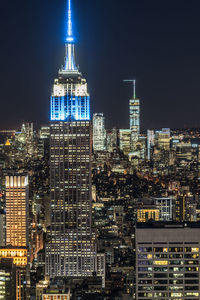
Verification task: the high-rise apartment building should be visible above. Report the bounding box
[136,223,200,300]
[93,113,106,151]
[5,175,28,247]
[46,0,105,282]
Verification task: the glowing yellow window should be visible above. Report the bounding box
[191,248,199,253]
[154,261,168,265]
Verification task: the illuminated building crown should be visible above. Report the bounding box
[50,0,90,122]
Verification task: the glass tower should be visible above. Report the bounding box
[45,0,101,279]
[129,80,140,151]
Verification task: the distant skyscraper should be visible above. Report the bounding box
[119,129,131,155]
[129,80,140,151]
[147,130,155,160]
[106,128,117,152]
[155,128,171,150]
[93,113,106,151]
[5,175,28,247]
[46,0,105,282]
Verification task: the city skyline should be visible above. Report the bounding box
[1,0,200,297]
[1,0,200,129]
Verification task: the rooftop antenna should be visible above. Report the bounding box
[123,79,136,99]
[66,0,74,43]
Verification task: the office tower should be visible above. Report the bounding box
[147,130,154,160]
[93,113,106,151]
[16,123,34,155]
[129,80,140,151]
[5,175,29,247]
[5,175,29,300]
[46,0,105,282]
[119,129,131,155]
[155,128,171,150]
[136,222,200,300]
[0,258,16,299]
[106,128,117,152]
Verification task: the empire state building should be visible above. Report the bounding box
[46,0,105,280]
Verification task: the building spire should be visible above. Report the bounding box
[123,79,137,99]
[60,0,79,74]
[133,80,136,99]
[66,0,74,43]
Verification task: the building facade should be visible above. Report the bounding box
[93,113,106,151]
[136,223,200,300]
[0,258,16,300]
[154,197,174,221]
[137,207,160,223]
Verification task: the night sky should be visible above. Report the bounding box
[1,0,200,130]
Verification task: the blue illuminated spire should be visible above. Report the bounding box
[66,0,74,43]
[60,0,79,73]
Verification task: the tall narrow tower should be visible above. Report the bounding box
[124,80,140,151]
[93,113,106,151]
[45,0,103,279]
[129,81,140,151]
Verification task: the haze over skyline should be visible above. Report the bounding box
[1,0,200,130]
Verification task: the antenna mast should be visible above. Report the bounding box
[123,79,136,99]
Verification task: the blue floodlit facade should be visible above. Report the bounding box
[51,95,90,121]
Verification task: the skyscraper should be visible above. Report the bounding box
[129,80,140,151]
[147,129,155,160]
[46,0,104,281]
[5,174,29,300]
[119,129,131,155]
[5,175,29,247]
[93,113,106,151]
[106,128,117,153]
